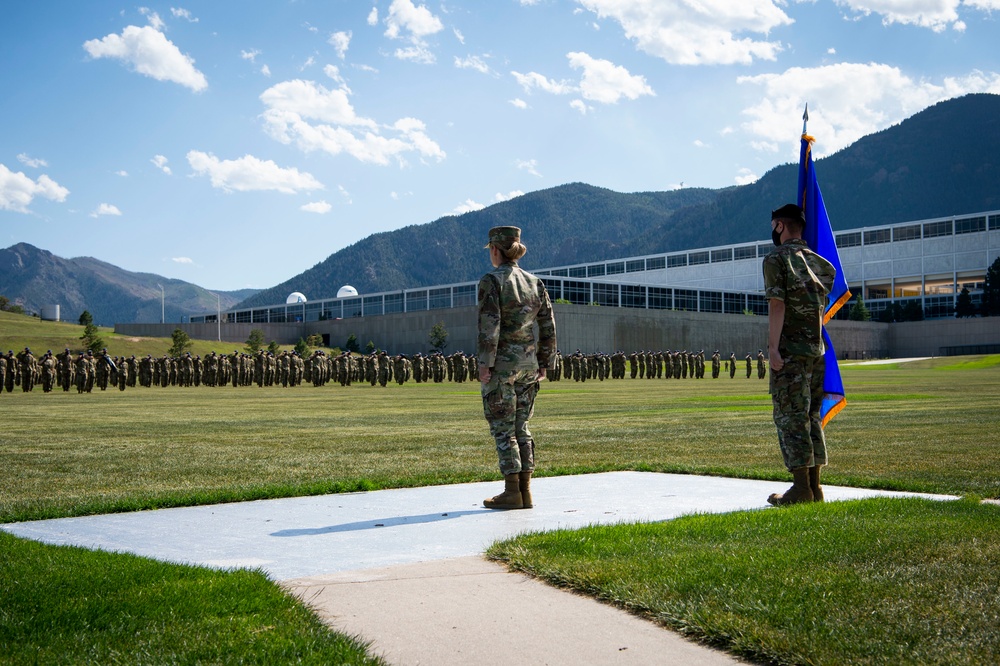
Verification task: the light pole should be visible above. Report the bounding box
[157,283,164,324]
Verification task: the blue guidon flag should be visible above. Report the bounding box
[798,130,850,426]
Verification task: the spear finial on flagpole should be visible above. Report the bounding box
[802,103,809,135]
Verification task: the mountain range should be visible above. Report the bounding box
[2,93,998,323]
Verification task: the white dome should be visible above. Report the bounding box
[337,285,358,298]
[286,292,307,304]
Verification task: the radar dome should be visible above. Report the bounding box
[286,292,307,304]
[337,285,359,298]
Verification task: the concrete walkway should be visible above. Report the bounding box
[2,472,954,665]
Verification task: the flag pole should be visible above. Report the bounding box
[802,103,808,135]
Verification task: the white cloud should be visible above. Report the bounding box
[734,168,758,185]
[833,0,961,32]
[259,78,445,166]
[323,64,345,84]
[512,70,576,95]
[693,139,708,148]
[515,158,541,177]
[0,164,70,212]
[513,53,653,105]
[509,98,528,109]
[367,7,379,25]
[139,7,164,30]
[965,0,1000,9]
[453,190,524,214]
[83,25,208,91]
[172,256,193,263]
[329,31,351,59]
[170,7,198,22]
[453,27,465,44]
[151,154,172,175]
[828,47,837,55]
[455,55,493,75]
[90,203,122,217]
[186,151,324,194]
[301,55,316,70]
[570,99,592,114]
[115,170,129,177]
[739,62,1000,158]
[576,0,791,65]
[384,0,443,63]
[17,153,48,168]
[241,49,260,63]
[261,64,271,77]
[300,200,332,213]
[337,184,352,203]
[568,51,654,103]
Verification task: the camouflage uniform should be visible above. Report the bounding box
[478,241,556,477]
[763,237,836,471]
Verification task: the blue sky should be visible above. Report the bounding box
[3,0,999,292]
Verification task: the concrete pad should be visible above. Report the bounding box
[283,556,744,666]
[1,472,952,581]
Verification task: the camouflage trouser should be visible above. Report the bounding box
[482,369,539,476]
[770,355,827,471]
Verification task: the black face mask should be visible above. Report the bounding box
[772,223,783,247]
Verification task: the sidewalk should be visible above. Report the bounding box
[2,472,954,665]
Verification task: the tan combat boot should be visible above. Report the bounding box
[518,471,533,509]
[484,474,523,510]
[809,465,824,502]
[767,466,814,506]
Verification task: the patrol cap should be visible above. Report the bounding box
[771,203,806,227]
[484,225,521,248]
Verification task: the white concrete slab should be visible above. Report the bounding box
[1,472,952,581]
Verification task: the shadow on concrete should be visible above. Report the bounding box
[271,509,486,537]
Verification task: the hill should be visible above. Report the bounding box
[0,244,258,326]
[238,93,1000,308]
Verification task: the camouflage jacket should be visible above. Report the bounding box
[477,260,556,373]
[762,238,836,357]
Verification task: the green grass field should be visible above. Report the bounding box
[2,309,999,664]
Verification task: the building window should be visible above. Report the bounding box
[893,225,921,242]
[675,289,698,311]
[587,264,606,278]
[864,228,891,245]
[758,244,772,257]
[568,266,587,278]
[323,301,342,320]
[343,298,363,318]
[563,280,590,305]
[734,245,756,261]
[363,295,383,316]
[747,294,768,316]
[924,295,956,318]
[252,309,268,323]
[700,290,722,313]
[305,302,322,322]
[724,292,745,314]
[593,283,619,306]
[236,310,252,323]
[540,277,562,301]
[269,307,287,323]
[452,284,476,307]
[384,293,404,314]
[667,254,687,268]
[689,251,710,266]
[648,287,670,309]
[836,232,862,248]
[428,287,451,310]
[405,291,427,312]
[923,220,953,238]
[626,259,646,272]
[990,214,1000,231]
[606,261,625,275]
[866,285,890,300]
[550,268,568,277]
[711,248,733,263]
[646,256,666,270]
[955,216,986,235]
[622,285,645,308]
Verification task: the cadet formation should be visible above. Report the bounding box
[2,345,768,395]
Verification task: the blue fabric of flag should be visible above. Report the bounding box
[798,135,849,426]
